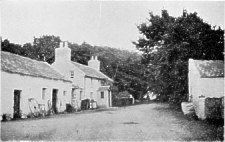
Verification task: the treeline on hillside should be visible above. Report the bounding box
[1,36,147,100]
[134,9,224,104]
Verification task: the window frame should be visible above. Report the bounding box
[101,91,104,99]
[70,71,74,78]
[42,88,47,100]
[63,91,66,97]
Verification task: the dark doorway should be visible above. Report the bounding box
[13,90,21,118]
[108,90,111,107]
[52,89,58,114]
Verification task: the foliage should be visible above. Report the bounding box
[134,9,224,104]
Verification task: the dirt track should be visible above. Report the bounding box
[1,103,223,141]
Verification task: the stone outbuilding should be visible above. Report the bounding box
[188,58,224,119]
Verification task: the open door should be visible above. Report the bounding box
[13,90,21,118]
[52,89,58,114]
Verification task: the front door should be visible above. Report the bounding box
[52,89,58,114]
[13,90,21,118]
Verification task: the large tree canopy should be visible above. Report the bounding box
[134,10,224,104]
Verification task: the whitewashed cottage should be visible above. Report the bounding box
[188,58,224,119]
[1,51,72,119]
[51,42,113,109]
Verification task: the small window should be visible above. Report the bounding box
[101,91,104,99]
[90,92,93,99]
[80,91,83,99]
[42,88,47,100]
[71,88,75,98]
[70,71,74,78]
[63,91,66,96]
[101,80,106,86]
[91,78,93,87]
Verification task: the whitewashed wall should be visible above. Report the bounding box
[199,78,224,98]
[84,77,100,100]
[97,89,111,108]
[1,71,72,117]
[189,67,224,119]
[52,61,112,108]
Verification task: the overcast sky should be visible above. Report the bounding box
[1,1,224,51]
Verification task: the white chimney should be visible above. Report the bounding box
[88,56,100,70]
[55,41,71,63]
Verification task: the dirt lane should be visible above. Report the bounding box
[1,103,223,141]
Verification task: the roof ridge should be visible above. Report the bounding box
[193,59,224,62]
[2,51,43,63]
[71,61,103,73]
[71,61,113,82]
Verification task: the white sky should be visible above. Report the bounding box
[1,1,224,51]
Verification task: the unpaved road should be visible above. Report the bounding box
[1,103,223,141]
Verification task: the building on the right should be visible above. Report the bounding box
[188,59,224,120]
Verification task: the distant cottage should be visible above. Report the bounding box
[52,42,113,109]
[188,59,224,119]
[1,42,113,119]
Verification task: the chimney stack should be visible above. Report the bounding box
[88,56,100,70]
[55,41,71,63]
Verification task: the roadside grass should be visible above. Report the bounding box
[154,103,224,141]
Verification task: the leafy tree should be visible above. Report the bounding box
[134,10,224,104]
[1,39,24,55]
[32,35,61,63]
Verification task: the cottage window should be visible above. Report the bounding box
[42,88,47,100]
[80,91,83,99]
[70,71,74,78]
[90,92,93,99]
[63,91,66,96]
[91,78,93,88]
[101,80,106,86]
[71,88,75,99]
[101,91,104,99]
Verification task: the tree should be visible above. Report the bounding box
[1,39,24,55]
[134,10,224,104]
[32,35,61,63]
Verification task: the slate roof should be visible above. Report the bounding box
[194,60,224,78]
[71,61,113,82]
[1,51,71,82]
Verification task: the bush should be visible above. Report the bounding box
[113,98,133,107]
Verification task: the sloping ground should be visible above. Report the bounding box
[1,103,223,141]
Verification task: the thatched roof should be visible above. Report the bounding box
[194,60,224,78]
[71,62,113,82]
[1,51,71,82]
